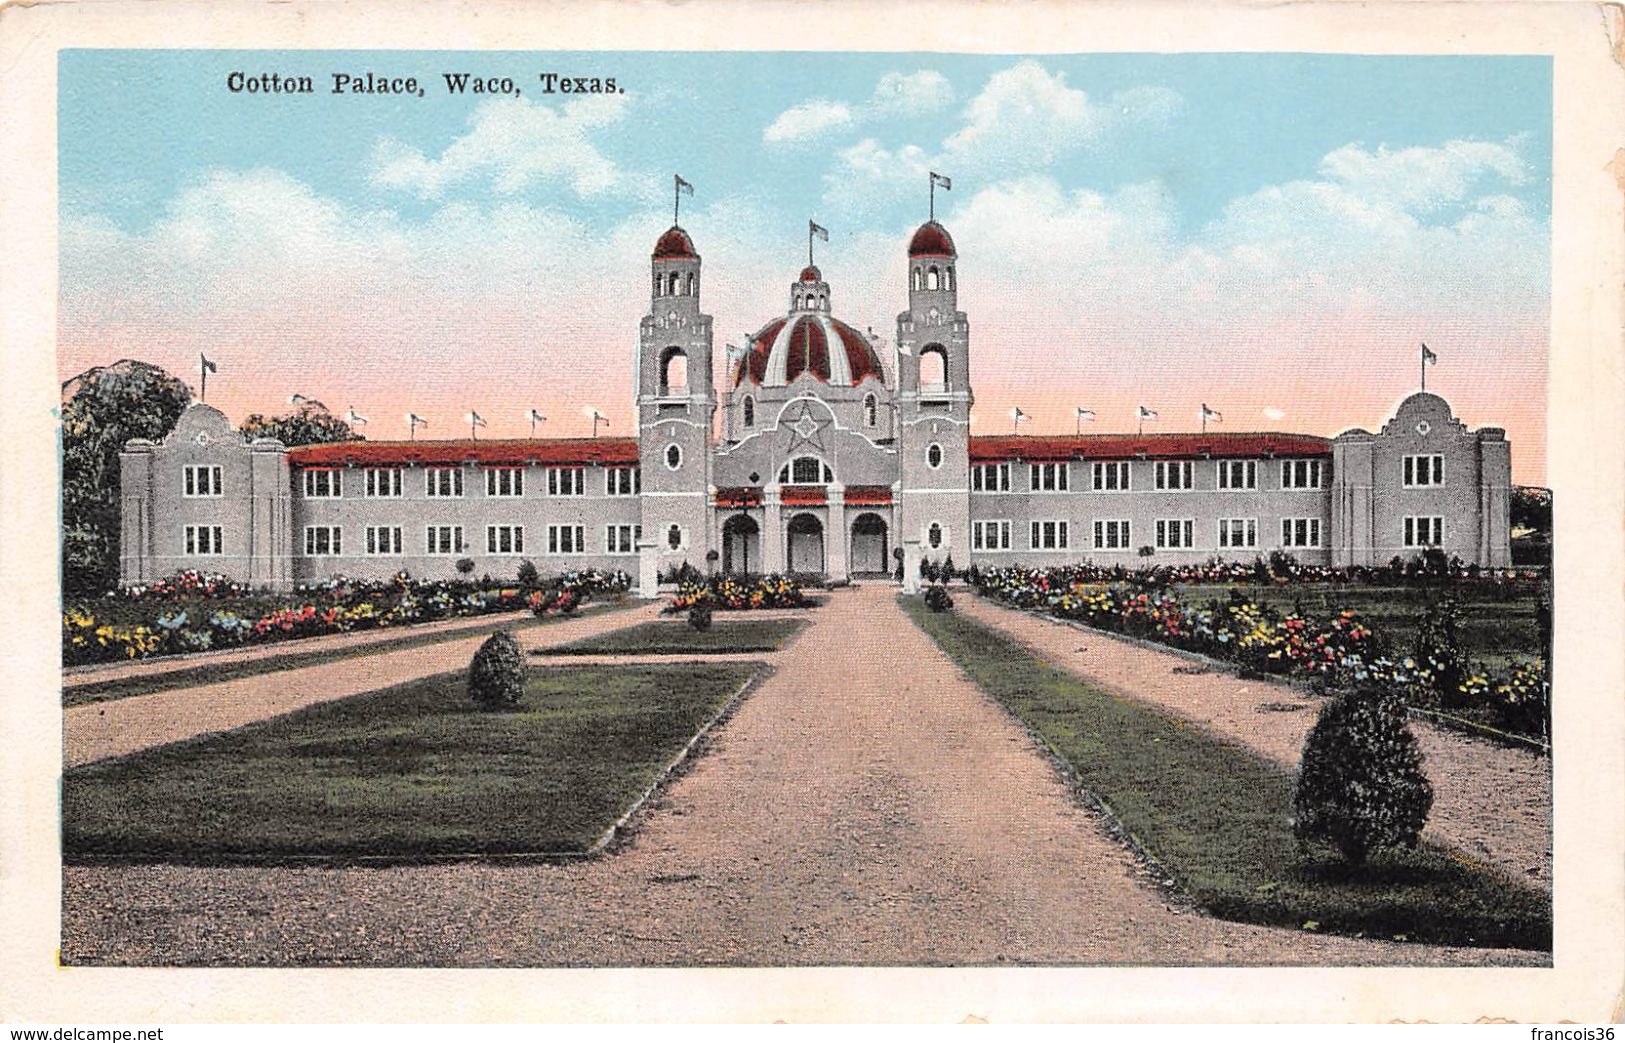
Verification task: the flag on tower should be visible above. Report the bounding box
[528,408,546,423]
[1075,408,1095,421]
[1010,406,1029,433]
[199,354,218,402]
[1139,406,1158,420]
[346,407,369,427]
[467,411,487,439]
[406,413,428,439]
[200,354,217,374]
[673,174,694,223]
[1202,404,1222,422]
[675,174,694,198]
[930,171,952,191]
[1422,343,1438,365]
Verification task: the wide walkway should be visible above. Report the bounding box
[63,600,663,767]
[62,585,1541,966]
[954,593,1552,893]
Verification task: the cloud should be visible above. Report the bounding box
[370,93,632,199]
[1263,407,1287,421]
[943,61,1181,171]
[1315,138,1529,213]
[870,70,954,116]
[762,101,856,144]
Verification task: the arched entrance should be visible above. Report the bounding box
[722,514,760,575]
[786,513,825,574]
[850,513,889,575]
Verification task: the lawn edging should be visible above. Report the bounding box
[900,594,1551,953]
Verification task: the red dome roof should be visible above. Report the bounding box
[652,225,698,260]
[908,220,956,258]
[734,313,883,388]
[798,264,822,283]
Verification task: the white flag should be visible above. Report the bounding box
[1075,408,1096,422]
[528,408,547,423]
[1139,406,1158,420]
[1011,407,1029,424]
[809,220,829,242]
[346,408,369,426]
[466,411,487,428]
[1201,404,1222,422]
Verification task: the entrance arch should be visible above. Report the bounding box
[786,513,825,575]
[722,514,760,575]
[850,513,889,575]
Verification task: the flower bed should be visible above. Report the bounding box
[970,565,1549,743]
[668,573,810,612]
[63,568,630,666]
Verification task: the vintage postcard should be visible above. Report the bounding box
[2,0,1622,1025]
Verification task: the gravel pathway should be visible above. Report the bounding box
[954,592,1552,893]
[62,585,1541,966]
[63,601,665,767]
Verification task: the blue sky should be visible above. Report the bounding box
[58,49,1552,480]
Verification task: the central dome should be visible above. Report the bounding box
[735,313,883,387]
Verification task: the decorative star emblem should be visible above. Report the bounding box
[784,406,829,453]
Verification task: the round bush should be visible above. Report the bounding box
[924,584,954,613]
[688,602,713,631]
[468,630,526,711]
[1294,681,1433,865]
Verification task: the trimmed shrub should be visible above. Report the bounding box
[688,601,713,631]
[940,554,957,583]
[468,630,525,711]
[516,559,540,588]
[924,584,954,613]
[1294,681,1433,865]
[1413,597,1467,708]
[455,557,476,577]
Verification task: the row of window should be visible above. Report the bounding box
[965,516,1442,552]
[275,524,666,557]
[741,395,883,430]
[290,466,643,500]
[966,456,1445,493]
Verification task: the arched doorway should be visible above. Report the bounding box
[850,513,889,575]
[722,514,760,575]
[786,513,825,575]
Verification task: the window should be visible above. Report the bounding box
[606,524,642,555]
[1404,454,1445,488]
[1217,460,1258,490]
[1030,462,1070,491]
[666,524,684,551]
[971,462,1011,492]
[303,469,342,498]
[1092,461,1130,491]
[364,468,402,498]
[1404,516,1444,548]
[864,394,878,427]
[183,465,222,498]
[665,444,683,470]
[484,467,524,497]
[606,467,641,496]
[972,519,1012,551]
[926,522,944,549]
[364,526,403,555]
[426,468,463,498]
[1281,459,1324,490]
[425,525,463,555]
[1031,520,1072,550]
[547,467,584,496]
[927,266,940,290]
[183,525,223,555]
[486,525,525,555]
[743,396,755,428]
[926,443,944,469]
[1092,519,1130,550]
[1154,461,1193,491]
[781,457,832,484]
[1155,519,1195,549]
[1281,518,1323,548]
[304,526,342,556]
[546,525,584,555]
[1217,518,1258,549]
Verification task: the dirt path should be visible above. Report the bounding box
[62,585,1540,967]
[63,601,665,767]
[954,591,1552,893]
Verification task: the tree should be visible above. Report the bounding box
[1511,486,1552,535]
[239,400,363,447]
[61,360,193,595]
[468,630,525,711]
[1294,682,1433,866]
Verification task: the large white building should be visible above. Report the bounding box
[119,214,1513,590]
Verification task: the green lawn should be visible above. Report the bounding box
[63,601,636,708]
[1172,582,1547,673]
[541,618,804,656]
[902,596,1550,952]
[63,661,758,860]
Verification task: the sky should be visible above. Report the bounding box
[58,50,1551,483]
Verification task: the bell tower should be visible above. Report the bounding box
[896,203,972,565]
[638,217,714,573]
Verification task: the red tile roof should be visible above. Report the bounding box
[968,432,1331,462]
[844,484,893,506]
[781,485,827,505]
[287,438,640,468]
[734,314,883,388]
[652,225,697,260]
[908,220,956,258]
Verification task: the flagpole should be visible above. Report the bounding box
[1421,344,1426,392]
[199,355,207,404]
[929,175,935,221]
